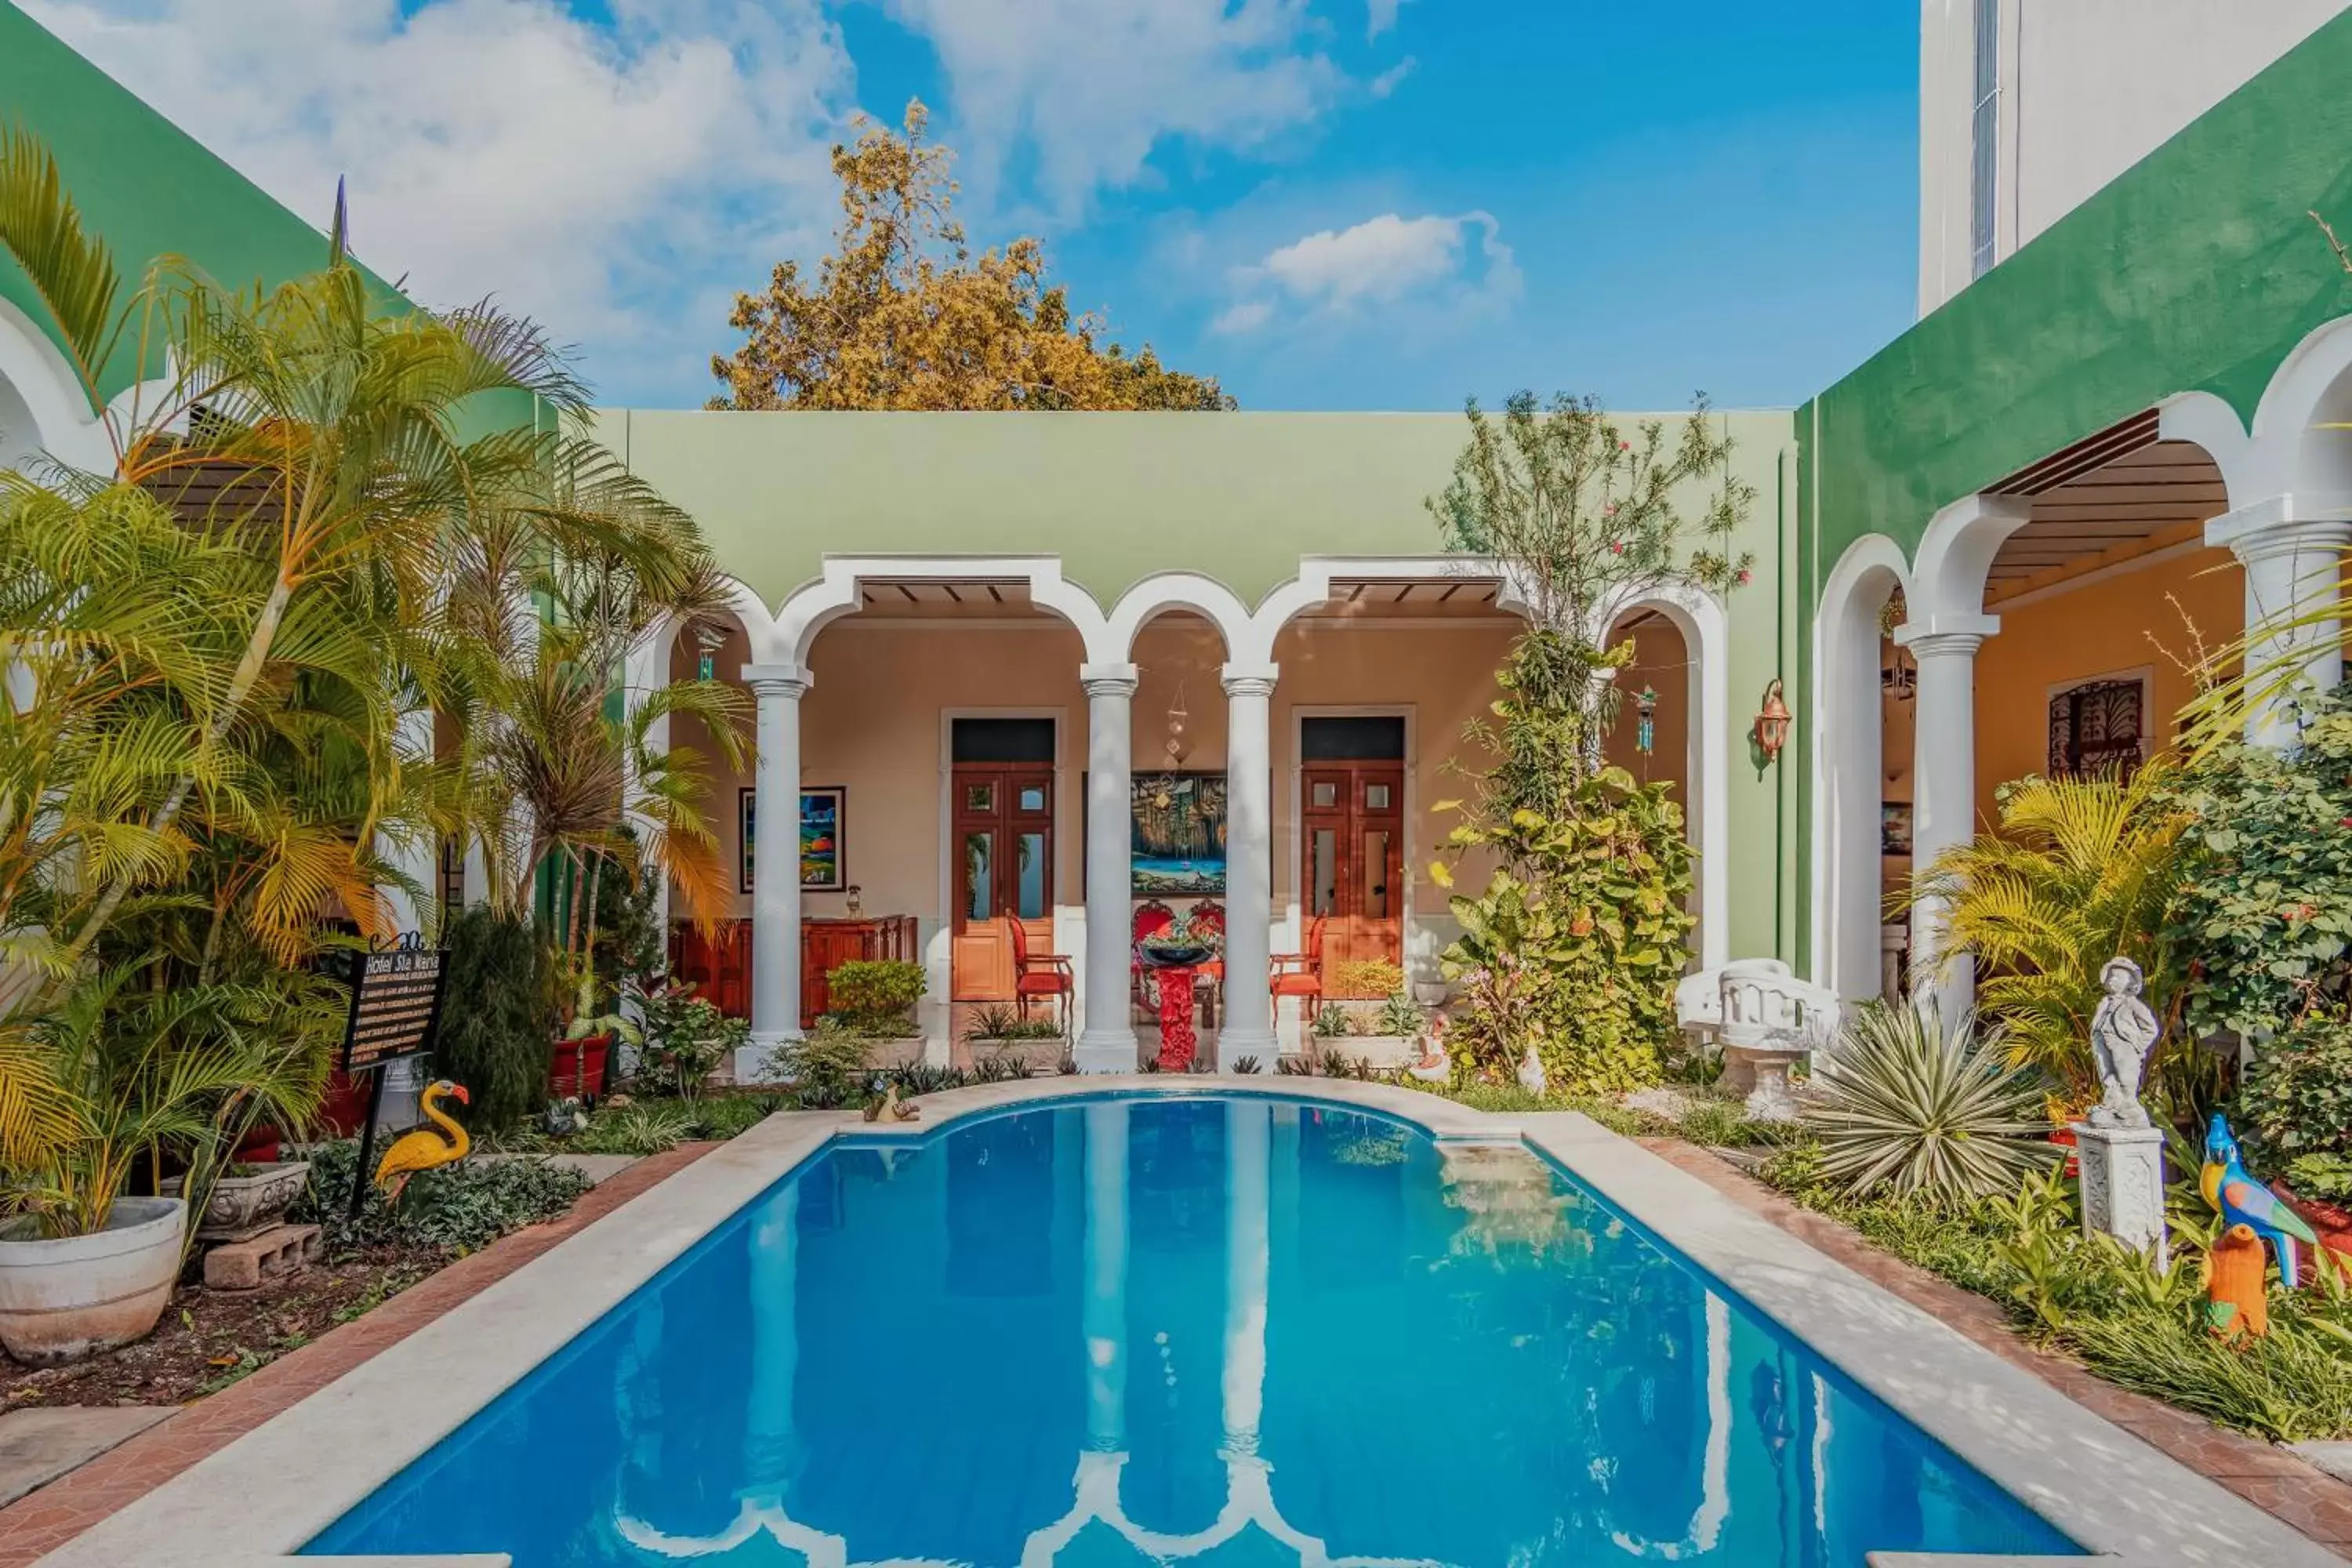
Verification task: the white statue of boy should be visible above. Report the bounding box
[2089,956,2158,1131]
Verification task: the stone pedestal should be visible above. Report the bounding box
[1723,1040,1805,1121]
[2074,1122,2168,1264]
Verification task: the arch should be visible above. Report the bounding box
[1592,582,1731,973]
[2245,312,2352,499]
[1907,492,2034,626]
[1243,554,1515,662]
[0,296,111,474]
[1103,571,1250,662]
[771,556,1111,670]
[2156,391,2258,506]
[1809,535,1912,1001]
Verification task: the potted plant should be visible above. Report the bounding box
[0,966,323,1364]
[633,983,748,1099]
[960,1002,1067,1073]
[160,1156,310,1240]
[823,960,928,1066]
[551,949,637,1104]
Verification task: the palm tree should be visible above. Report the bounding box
[1909,768,2187,1099]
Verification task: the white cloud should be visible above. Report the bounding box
[871,0,1353,214]
[21,0,857,405]
[1219,209,1520,330]
[1366,0,1410,41]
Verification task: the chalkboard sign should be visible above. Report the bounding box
[342,935,448,1073]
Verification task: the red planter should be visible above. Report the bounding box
[2048,1126,2082,1179]
[550,1033,612,1102]
[2270,1180,2352,1287]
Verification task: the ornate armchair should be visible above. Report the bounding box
[1007,916,1076,1031]
[1131,899,1175,1019]
[1269,913,1328,1018]
[1188,901,1227,1026]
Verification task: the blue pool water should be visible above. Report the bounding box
[307,1097,2080,1566]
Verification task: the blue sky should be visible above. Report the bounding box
[31,0,1918,412]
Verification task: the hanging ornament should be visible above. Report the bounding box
[1635,684,1657,757]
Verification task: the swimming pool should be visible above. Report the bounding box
[303,1096,2075,1566]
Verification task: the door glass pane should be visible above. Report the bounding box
[1311,829,1338,916]
[1363,829,1392,920]
[964,832,995,920]
[1016,831,1047,919]
[1365,782,1392,811]
[1311,780,1338,809]
[964,782,996,813]
[1018,785,1047,812]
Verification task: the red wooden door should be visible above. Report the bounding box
[951,766,1056,1000]
[1300,763,1405,997]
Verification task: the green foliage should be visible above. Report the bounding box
[2235,1011,2352,1178]
[2166,685,2352,1040]
[1312,1004,1352,1039]
[1231,1055,1263,1075]
[296,1139,590,1258]
[962,1002,1063,1042]
[1913,769,2189,1102]
[824,960,926,1035]
[1374,992,1427,1039]
[633,989,746,1100]
[434,906,556,1134]
[2288,1154,2352,1206]
[768,1020,872,1108]
[1804,1002,2059,1202]
[1330,958,1406,997]
[569,1099,697,1156]
[1436,767,1694,1097]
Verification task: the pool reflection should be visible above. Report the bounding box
[307,1098,2078,1567]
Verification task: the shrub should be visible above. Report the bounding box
[634,989,747,1100]
[572,1099,697,1156]
[768,1019,872,1108]
[1805,1002,2058,1201]
[2236,1011,2352,1179]
[434,906,556,1133]
[2167,684,2352,1041]
[1312,1004,1352,1038]
[296,1138,589,1257]
[962,1001,1062,1042]
[1330,958,1406,997]
[1374,993,1426,1038]
[825,960,925,1035]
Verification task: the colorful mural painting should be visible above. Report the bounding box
[1131,773,1227,895]
[740,786,848,892]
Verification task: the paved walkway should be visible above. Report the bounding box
[1643,1137,2352,1559]
[0,1142,717,1568]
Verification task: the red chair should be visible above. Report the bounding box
[1188,901,1227,1027]
[1270,914,1328,1015]
[1007,916,1076,1031]
[1131,899,1175,1018]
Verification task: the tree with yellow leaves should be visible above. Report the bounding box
[709,103,1231,412]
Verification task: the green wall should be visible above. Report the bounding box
[0,2,381,401]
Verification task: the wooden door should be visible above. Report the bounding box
[1300,763,1405,996]
[951,765,1056,1000]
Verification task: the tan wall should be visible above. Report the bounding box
[1599,615,1693,805]
[1971,546,2242,824]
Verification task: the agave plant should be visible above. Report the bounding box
[1806,1002,2058,1202]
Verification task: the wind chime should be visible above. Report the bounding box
[1635,684,1658,759]
[695,622,726,683]
[1149,683,1191,809]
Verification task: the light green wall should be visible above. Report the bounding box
[596,404,1800,965]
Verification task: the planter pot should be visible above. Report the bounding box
[162,1160,310,1240]
[858,1036,928,1071]
[969,1037,1069,1073]
[1411,980,1451,1009]
[0,1198,187,1367]
[2047,1126,2082,1180]
[550,1033,612,1102]
[2270,1180,2352,1287]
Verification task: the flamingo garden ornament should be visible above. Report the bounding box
[2202,1113,2318,1286]
[374,1080,473,1202]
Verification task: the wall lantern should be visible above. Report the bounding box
[1635,684,1657,757]
[1753,678,1792,763]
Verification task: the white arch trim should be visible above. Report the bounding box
[1592,583,1732,974]
[774,556,1112,668]
[1807,535,1911,1000]
[1103,570,1252,662]
[0,296,111,474]
[1907,492,2033,626]
[2156,391,2258,505]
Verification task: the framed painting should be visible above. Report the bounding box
[1130,772,1227,896]
[739,786,848,893]
[1881,801,1913,857]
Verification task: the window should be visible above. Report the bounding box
[2047,678,2145,780]
[1969,0,2000,278]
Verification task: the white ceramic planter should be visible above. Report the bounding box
[162,1160,310,1239]
[0,1197,187,1367]
[967,1038,1069,1073]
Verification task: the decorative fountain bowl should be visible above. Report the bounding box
[1138,944,1214,969]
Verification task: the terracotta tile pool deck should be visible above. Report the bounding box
[5,1125,2351,1562]
[1640,1138,2352,1560]
[0,1142,717,1568]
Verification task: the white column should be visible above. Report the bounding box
[1076,664,1139,1073]
[1221,664,1279,1062]
[2207,500,2352,746]
[1894,618,1995,1029]
[376,706,439,941]
[742,663,810,1077]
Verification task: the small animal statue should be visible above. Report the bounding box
[2206,1224,2271,1341]
[1408,1012,1451,1084]
[2087,956,2159,1130]
[2202,1113,2318,1286]
[1517,1043,1548,1096]
[374,1080,473,1202]
[864,1082,920,1124]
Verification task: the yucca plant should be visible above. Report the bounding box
[1806,1002,2058,1202]
[1908,768,2186,1101]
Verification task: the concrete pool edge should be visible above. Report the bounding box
[23,1077,2333,1568]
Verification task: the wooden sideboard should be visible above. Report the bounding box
[670,915,920,1029]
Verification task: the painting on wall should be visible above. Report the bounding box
[1131,773,1227,895]
[1881,801,1913,857]
[739,786,848,893]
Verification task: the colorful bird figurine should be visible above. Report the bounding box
[374,1080,472,1203]
[2202,1112,2318,1287]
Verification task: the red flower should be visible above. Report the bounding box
[1736,568,1752,585]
